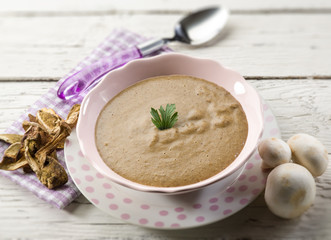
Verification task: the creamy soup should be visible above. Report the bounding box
[95,75,248,187]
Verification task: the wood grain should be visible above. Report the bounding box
[1,0,331,15]
[0,158,330,239]
[0,80,330,150]
[0,14,330,80]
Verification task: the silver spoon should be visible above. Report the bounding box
[57,6,229,100]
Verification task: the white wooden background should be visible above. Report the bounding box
[0,0,331,239]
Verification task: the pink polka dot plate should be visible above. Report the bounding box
[65,100,279,229]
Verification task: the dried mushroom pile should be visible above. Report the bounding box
[0,104,80,189]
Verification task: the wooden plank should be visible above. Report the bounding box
[0,155,330,239]
[0,80,330,149]
[1,0,331,15]
[0,14,331,79]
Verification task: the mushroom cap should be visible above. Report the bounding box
[287,133,328,177]
[258,138,291,169]
[265,163,316,219]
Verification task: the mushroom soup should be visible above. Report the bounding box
[95,75,248,187]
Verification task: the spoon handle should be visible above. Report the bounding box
[57,47,142,100]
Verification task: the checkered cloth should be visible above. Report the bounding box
[0,29,168,209]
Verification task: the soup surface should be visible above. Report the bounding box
[95,75,248,187]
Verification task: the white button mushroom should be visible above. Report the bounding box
[265,163,316,219]
[287,133,329,177]
[258,138,291,169]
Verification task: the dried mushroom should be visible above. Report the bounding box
[4,142,21,160]
[0,134,22,144]
[38,156,68,189]
[23,165,33,173]
[0,104,80,189]
[28,114,37,123]
[35,122,71,166]
[36,108,63,136]
[0,142,28,171]
[66,104,81,128]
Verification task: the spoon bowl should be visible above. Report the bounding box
[172,7,229,45]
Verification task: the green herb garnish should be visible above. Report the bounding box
[150,104,178,130]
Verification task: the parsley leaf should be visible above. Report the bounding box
[150,104,178,130]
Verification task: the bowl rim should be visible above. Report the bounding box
[76,52,264,194]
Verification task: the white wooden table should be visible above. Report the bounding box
[1,1,330,239]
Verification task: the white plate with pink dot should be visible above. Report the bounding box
[65,100,280,229]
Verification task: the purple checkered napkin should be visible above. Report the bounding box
[0,29,167,209]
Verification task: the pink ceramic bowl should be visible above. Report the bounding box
[76,53,264,194]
